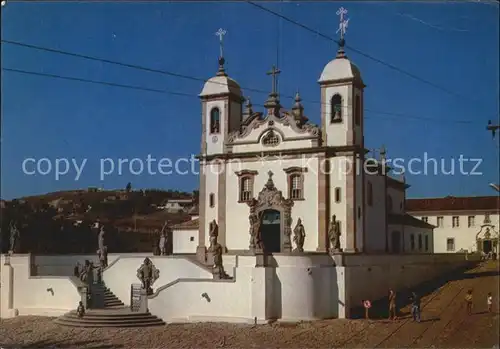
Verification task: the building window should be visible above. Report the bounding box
[284,167,307,200]
[484,213,491,224]
[387,195,393,213]
[452,216,459,228]
[422,217,428,223]
[210,107,220,134]
[410,234,415,250]
[355,95,361,126]
[418,234,423,251]
[446,238,455,252]
[468,216,475,228]
[425,235,429,251]
[330,94,342,123]
[235,170,258,203]
[335,187,341,203]
[367,181,373,206]
[190,236,194,242]
[358,206,361,219]
[209,193,215,208]
[262,130,280,147]
[437,216,444,227]
[240,177,253,202]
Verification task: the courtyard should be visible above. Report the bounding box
[0,261,498,349]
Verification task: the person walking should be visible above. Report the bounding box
[487,292,493,313]
[388,289,397,320]
[409,291,421,323]
[465,289,473,315]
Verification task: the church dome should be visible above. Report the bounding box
[199,75,241,97]
[318,48,364,85]
[199,57,242,97]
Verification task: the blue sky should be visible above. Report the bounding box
[1,1,499,200]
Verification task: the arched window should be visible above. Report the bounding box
[418,234,423,251]
[387,195,393,213]
[335,187,341,203]
[330,94,342,123]
[367,181,373,206]
[210,108,220,134]
[262,130,280,147]
[355,95,361,126]
[410,234,415,250]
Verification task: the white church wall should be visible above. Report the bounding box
[232,138,316,153]
[355,165,364,252]
[353,88,363,146]
[328,157,348,250]
[387,186,405,215]
[102,256,213,306]
[172,229,198,254]
[225,157,319,251]
[229,100,242,133]
[364,173,387,252]
[0,255,81,318]
[322,84,353,148]
[203,162,220,247]
[403,226,434,254]
[205,100,226,155]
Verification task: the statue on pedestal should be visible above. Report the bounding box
[293,218,306,252]
[213,241,230,279]
[328,215,342,254]
[208,220,219,252]
[136,257,160,295]
[9,221,20,254]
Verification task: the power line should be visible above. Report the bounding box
[244,1,485,104]
[1,40,475,124]
[3,67,474,125]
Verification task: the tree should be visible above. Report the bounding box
[126,182,132,193]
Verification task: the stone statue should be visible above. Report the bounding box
[98,225,105,252]
[249,211,263,251]
[208,219,219,252]
[212,242,230,279]
[79,260,96,285]
[328,215,342,253]
[136,257,160,295]
[9,221,20,254]
[158,222,169,255]
[97,246,108,269]
[293,218,306,252]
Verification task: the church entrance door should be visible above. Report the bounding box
[483,240,493,254]
[260,209,281,253]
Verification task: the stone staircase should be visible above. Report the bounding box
[54,283,165,328]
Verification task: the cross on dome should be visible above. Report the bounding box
[215,28,227,76]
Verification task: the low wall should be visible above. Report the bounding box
[147,255,344,323]
[102,256,214,306]
[343,253,478,311]
[1,255,82,318]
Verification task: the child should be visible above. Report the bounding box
[465,289,473,315]
[76,301,85,318]
[487,292,493,313]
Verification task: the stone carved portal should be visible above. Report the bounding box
[476,225,499,254]
[248,171,294,253]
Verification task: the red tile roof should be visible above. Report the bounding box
[388,214,435,229]
[406,196,500,212]
[172,218,199,230]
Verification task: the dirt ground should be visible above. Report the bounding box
[1,260,498,349]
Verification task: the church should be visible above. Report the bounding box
[181,34,435,262]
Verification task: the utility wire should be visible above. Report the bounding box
[244,1,485,104]
[1,40,475,124]
[3,67,474,125]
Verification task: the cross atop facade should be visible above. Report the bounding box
[266,65,281,95]
[215,28,227,58]
[268,170,274,179]
[336,7,349,43]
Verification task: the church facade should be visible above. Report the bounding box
[189,44,433,261]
